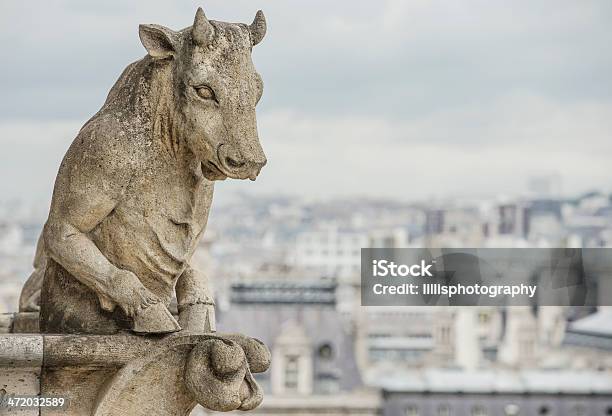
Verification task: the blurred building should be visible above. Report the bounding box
[292,227,367,281]
[369,368,612,416]
[562,308,612,370]
[2,191,612,416]
[195,280,381,416]
[292,226,411,284]
[424,207,485,247]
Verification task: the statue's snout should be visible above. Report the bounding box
[218,143,267,180]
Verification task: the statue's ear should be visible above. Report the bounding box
[139,24,178,59]
[249,10,266,46]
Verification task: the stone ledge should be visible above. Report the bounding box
[0,334,43,367]
[0,312,15,334]
[0,331,270,416]
[1,312,41,335]
[0,334,42,416]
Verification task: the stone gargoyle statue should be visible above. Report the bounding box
[19,7,267,335]
[15,7,272,414]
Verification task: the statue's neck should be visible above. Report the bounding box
[102,57,183,159]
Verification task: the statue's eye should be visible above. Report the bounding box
[195,85,216,101]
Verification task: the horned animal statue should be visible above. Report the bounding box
[9,8,275,414]
[19,7,267,335]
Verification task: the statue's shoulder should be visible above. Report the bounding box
[59,113,149,184]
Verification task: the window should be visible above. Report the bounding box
[504,404,520,415]
[472,405,487,416]
[483,347,497,362]
[405,405,419,416]
[437,404,451,416]
[573,404,585,416]
[315,373,339,394]
[284,355,299,392]
[439,326,451,345]
[478,311,490,324]
[538,405,550,415]
[318,343,334,360]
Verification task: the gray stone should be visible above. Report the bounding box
[8,6,271,415]
[0,331,270,415]
[18,6,267,337]
[11,313,39,334]
[41,332,270,415]
[0,335,43,368]
[0,335,43,416]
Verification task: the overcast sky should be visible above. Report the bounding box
[1,0,611,205]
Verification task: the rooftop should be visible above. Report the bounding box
[366,368,612,394]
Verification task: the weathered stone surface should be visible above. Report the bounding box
[7,6,271,415]
[0,332,270,415]
[0,335,43,368]
[11,313,39,334]
[18,6,267,337]
[0,335,43,416]
[41,333,270,415]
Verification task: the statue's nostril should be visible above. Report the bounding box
[226,156,245,169]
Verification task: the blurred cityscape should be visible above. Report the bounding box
[1,180,612,415]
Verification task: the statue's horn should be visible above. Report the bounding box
[249,10,266,46]
[192,7,214,46]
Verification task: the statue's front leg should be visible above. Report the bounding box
[176,266,216,332]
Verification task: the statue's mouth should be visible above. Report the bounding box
[201,160,228,180]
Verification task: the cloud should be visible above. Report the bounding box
[0,90,609,204]
[0,0,611,202]
[0,120,80,204]
[214,91,612,200]
[2,0,611,119]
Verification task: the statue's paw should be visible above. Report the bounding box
[223,334,271,373]
[181,334,271,412]
[132,302,181,334]
[185,337,263,412]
